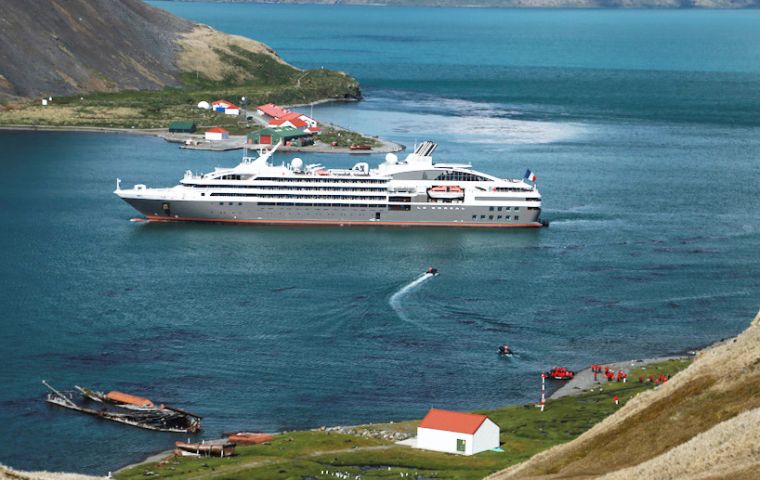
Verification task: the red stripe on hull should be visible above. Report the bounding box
[144,215,543,228]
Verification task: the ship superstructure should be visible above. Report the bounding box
[115,141,545,228]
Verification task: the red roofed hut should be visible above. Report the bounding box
[416,408,499,455]
[205,127,229,141]
[256,103,290,119]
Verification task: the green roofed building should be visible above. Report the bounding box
[247,127,314,147]
[168,121,196,133]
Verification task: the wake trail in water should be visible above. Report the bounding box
[389,274,438,333]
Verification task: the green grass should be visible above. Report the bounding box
[318,125,382,148]
[115,359,691,480]
[0,67,359,131]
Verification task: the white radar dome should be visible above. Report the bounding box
[197,101,211,110]
[385,153,398,164]
[291,158,304,170]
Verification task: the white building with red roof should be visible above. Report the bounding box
[204,127,229,141]
[280,111,317,128]
[268,116,308,129]
[415,408,499,455]
[256,103,290,119]
[211,100,241,116]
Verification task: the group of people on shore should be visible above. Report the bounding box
[591,364,629,382]
[590,364,671,386]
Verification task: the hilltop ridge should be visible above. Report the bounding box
[0,0,359,101]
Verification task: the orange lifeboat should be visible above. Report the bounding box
[427,185,465,200]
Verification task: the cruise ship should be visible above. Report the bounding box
[115,141,546,228]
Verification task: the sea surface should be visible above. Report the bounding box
[2,4,760,474]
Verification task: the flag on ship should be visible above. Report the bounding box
[524,169,537,182]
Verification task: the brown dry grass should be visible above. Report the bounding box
[0,465,102,480]
[176,25,290,82]
[488,310,760,480]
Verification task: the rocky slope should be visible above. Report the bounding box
[487,310,760,480]
[0,0,357,101]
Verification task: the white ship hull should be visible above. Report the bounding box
[115,141,546,229]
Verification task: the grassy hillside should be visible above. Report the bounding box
[114,359,690,480]
[488,311,760,480]
[0,4,360,129]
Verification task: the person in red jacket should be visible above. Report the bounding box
[613,395,619,405]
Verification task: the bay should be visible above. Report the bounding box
[1,4,759,474]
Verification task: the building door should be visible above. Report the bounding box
[456,439,466,453]
[375,212,381,221]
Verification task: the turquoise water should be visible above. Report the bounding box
[1,4,759,474]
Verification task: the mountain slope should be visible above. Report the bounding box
[0,0,196,98]
[487,311,760,480]
[0,0,354,100]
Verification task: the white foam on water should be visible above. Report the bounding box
[389,273,438,333]
[389,109,585,145]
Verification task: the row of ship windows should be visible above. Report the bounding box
[218,202,381,208]
[255,177,388,184]
[415,206,467,210]
[190,184,386,191]
[434,172,490,182]
[474,215,519,221]
[494,187,534,192]
[488,206,520,211]
[210,193,382,200]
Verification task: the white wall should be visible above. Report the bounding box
[471,419,500,454]
[205,131,228,141]
[417,427,473,455]
[298,115,317,127]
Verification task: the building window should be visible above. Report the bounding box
[457,439,466,452]
[480,215,486,219]
[489,215,494,220]
[497,206,502,211]
[472,215,477,220]
[489,206,494,211]
[515,216,519,220]
[497,215,502,219]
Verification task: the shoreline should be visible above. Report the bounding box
[113,346,701,475]
[0,125,165,136]
[0,124,406,154]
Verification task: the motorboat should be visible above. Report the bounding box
[498,345,513,356]
[545,367,575,380]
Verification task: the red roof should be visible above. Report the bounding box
[212,100,232,107]
[418,408,489,435]
[280,111,303,121]
[225,104,240,110]
[206,127,229,133]
[269,117,307,128]
[257,103,289,118]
